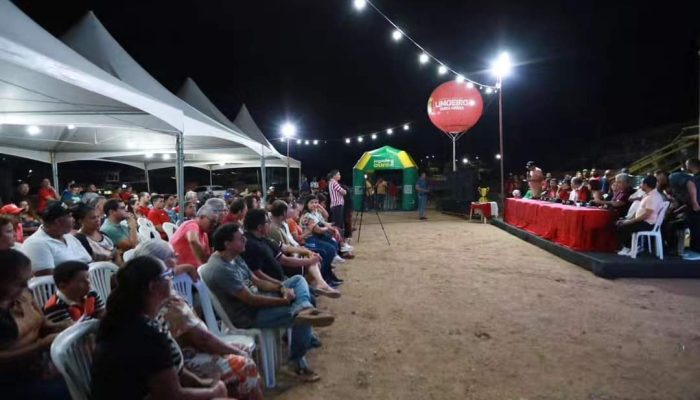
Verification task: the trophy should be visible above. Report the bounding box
[478,187,490,203]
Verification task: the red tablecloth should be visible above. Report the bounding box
[504,198,618,252]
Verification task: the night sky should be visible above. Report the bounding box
[10,0,700,182]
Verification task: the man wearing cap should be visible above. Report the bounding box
[21,201,92,276]
[0,203,24,243]
[526,161,544,199]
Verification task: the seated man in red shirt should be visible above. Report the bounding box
[170,204,219,268]
[44,261,105,324]
[147,194,171,240]
[222,197,247,224]
[568,177,591,203]
[557,179,572,202]
[135,192,151,217]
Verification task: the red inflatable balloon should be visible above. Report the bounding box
[427,81,484,134]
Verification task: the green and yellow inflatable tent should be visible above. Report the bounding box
[352,146,418,211]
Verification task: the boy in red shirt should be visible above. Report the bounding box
[44,261,105,324]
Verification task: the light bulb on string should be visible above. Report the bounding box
[392,29,402,41]
[419,53,429,64]
[296,139,302,144]
[387,128,393,135]
[403,124,410,131]
[485,87,493,94]
[456,75,465,83]
[358,136,364,142]
[371,134,377,140]
[466,82,474,89]
[438,65,448,75]
[313,139,319,145]
[304,140,310,145]
[345,138,351,144]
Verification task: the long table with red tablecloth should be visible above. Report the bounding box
[504,198,618,252]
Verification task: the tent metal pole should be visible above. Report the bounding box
[261,144,267,205]
[144,162,151,193]
[209,166,213,186]
[49,151,59,193]
[176,132,185,221]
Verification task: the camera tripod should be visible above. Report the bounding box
[353,189,390,245]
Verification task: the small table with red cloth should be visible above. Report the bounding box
[504,198,618,252]
[469,202,498,223]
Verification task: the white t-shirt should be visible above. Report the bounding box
[21,226,92,273]
[634,189,664,225]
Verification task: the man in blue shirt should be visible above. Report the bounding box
[416,172,429,220]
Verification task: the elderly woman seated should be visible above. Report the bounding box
[0,249,71,399]
[132,240,263,400]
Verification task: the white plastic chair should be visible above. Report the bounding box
[171,274,256,352]
[28,275,57,309]
[50,319,99,400]
[197,273,281,389]
[88,262,118,302]
[138,225,161,242]
[630,201,670,260]
[123,248,136,262]
[162,222,177,240]
[137,217,156,230]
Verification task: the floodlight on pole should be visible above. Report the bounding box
[280,121,297,193]
[353,0,366,11]
[491,51,513,213]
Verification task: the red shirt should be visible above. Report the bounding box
[119,192,132,202]
[318,179,328,191]
[37,187,57,213]
[170,220,209,268]
[222,213,241,225]
[136,205,150,217]
[558,189,571,201]
[148,208,171,240]
[575,187,591,202]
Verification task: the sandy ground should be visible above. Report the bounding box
[268,210,700,400]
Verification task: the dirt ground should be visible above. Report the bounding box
[269,210,700,400]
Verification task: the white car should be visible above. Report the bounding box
[194,185,226,201]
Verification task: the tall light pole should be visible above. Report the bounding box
[491,52,512,211]
[281,122,297,193]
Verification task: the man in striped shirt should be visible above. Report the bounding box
[44,261,105,323]
[328,170,347,235]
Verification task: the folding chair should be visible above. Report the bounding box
[162,222,177,240]
[630,201,671,260]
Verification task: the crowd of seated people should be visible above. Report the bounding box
[505,159,700,257]
[0,171,356,398]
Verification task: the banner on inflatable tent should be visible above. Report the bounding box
[352,146,418,211]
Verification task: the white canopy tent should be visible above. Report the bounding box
[0,0,187,199]
[176,78,301,196]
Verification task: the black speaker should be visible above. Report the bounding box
[445,169,476,203]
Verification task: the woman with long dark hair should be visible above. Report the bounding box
[91,256,228,400]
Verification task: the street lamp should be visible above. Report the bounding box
[491,52,512,210]
[281,122,297,192]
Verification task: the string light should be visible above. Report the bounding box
[371,133,377,140]
[352,0,496,89]
[313,139,319,145]
[275,120,410,148]
[403,124,410,131]
[296,139,302,144]
[358,136,364,142]
[304,140,310,145]
[456,75,465,83]
[345,138,351,144]
[485,87,493,94]
[386,128,393,135]
[438,65,448,75]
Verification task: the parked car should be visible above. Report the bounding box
[193,185,226,201]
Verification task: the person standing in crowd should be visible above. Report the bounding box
[388,179,398,209]
[82,183,100,204]
[21,201,92,276]
[0,249,72,399]
[328,169,347,235]
[416,172,429,220]
[600,169,615,197]
[37,178,59,214]
[44,261,105,324]
[685,158,700,252]
[375,177,388,211]
[615,176,664,256]
[148,194,171,240]
[300,176,310,195]
[318,177,328,193]
[310,177,319,194]
[526,161,545,198]
[101,199,139,252]
[363,176,374,211]
[61,183,82,206]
